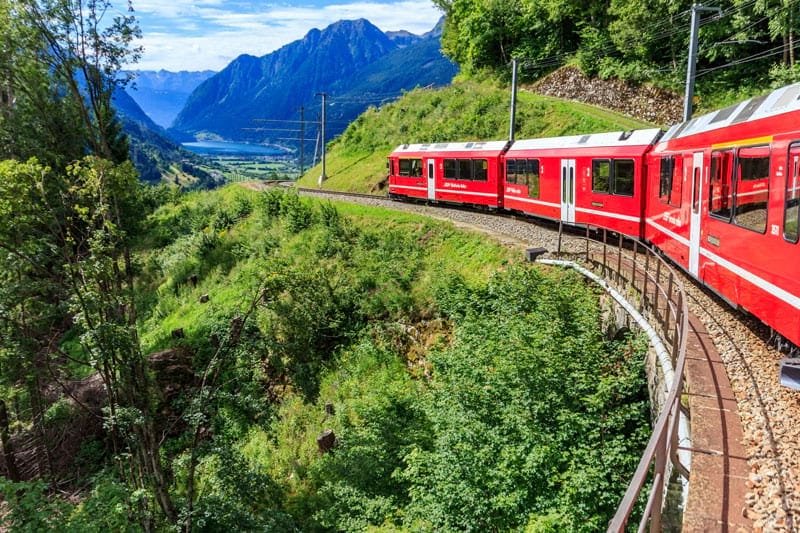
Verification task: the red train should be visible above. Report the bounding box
[387,83,800,349]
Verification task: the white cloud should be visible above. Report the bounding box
[134,1,443,71]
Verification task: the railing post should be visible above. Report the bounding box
[650,430,668,533]
[617,233,623,285]
[654,260,662,321]
[602,229,608,277]
[557,220,563,258]
[631,240,638,292]
[585,225,590,261]
[663,273,674,342]
[642,249,650,313]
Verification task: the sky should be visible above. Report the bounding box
[129,0,443,72]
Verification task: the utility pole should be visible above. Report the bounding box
[684,4,721,122]
[299,106,305,178]
[313,116,321,167]
[509,58,518,142]
[317,92,328,187]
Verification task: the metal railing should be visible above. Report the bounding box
[554,223,690,533]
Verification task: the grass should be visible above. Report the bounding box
[297,80,654,192]
[135,185,519,354]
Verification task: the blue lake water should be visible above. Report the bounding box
[182,140,287,156]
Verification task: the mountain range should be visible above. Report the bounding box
[171,17,456,144]
[126,70,216,128]
[112,87,218,187]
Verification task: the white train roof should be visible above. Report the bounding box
[661,82,800,142]
[508,128,663,152]
[392,140,510,153]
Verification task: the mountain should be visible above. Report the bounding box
[385,30,422,48]
[112,87,219,187]
[126,70,215,128]
[171,18,457,144]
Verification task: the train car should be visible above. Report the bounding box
[387,141,509,208]
[504,129,662,237]
[644,83,800,347]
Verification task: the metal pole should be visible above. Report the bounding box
[299,106,305,178]
[509,58,518,142]
[684,4,721,122]
[317,92,328,186]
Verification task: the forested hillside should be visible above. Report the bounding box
[433,0,800,106]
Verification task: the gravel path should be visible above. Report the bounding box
[292,187,800,531]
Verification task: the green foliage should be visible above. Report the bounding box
[0,480,69,532]
[400,268,649,531]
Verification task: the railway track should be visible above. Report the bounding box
[267,183,800,531]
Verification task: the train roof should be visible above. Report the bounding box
[661,82,800,142]
[507,128,663,152]
[391,140,510,154]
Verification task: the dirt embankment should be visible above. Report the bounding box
[530,66,684,127]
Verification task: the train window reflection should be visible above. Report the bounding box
[613,159,635,196]
[784,144,800,242]
[733,146,769,233]
[444,159,457,179]
[710,150,734,220]
[399,158,423,177]
[592,160,610,193]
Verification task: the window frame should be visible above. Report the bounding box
[444,159,458,180]
[659,156,674,203]
[592,159,611,194]
[527,159,540,198]
[505,159,517,184]
[709,149,734,221]
[784,142,800,244]
[473,159,488,182]
[732,145,770,234]
[612,159,636,196]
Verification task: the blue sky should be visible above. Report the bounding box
[131,0,443,71]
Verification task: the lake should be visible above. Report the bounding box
[182,140,288,156]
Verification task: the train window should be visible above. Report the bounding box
[659,157,674,201]
[398,158,422,177]
[411,159,422,177]
[399,159,411,176]
[516,160,528,187]
[785,144,800,243]
[592,159,611,193]
[459,159,473,180]
[527,159,540,198]
[506,159,516,184]
[733,146,769,233]
[444,159,457,179]
[473,159,488,182]
[670,157,683,207]
[709,150,734,220]
[613,159,635,196]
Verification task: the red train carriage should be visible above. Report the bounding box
[387,141,509,208]
[504,129,662,237]
[644,83,800,347]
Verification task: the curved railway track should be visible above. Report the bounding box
[278,183,800,531]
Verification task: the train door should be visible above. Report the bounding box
[427,159,435,201]
[688,152,704,276]
[560,159,576,223]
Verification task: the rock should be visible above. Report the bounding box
[317,429,336,454]
[199,294,209,303]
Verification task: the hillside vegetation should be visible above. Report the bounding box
[297,80,653,192]
[1,185,650,530]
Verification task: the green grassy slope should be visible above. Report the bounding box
[297,80,654,192]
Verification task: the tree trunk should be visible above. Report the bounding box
[0,400,21,482]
